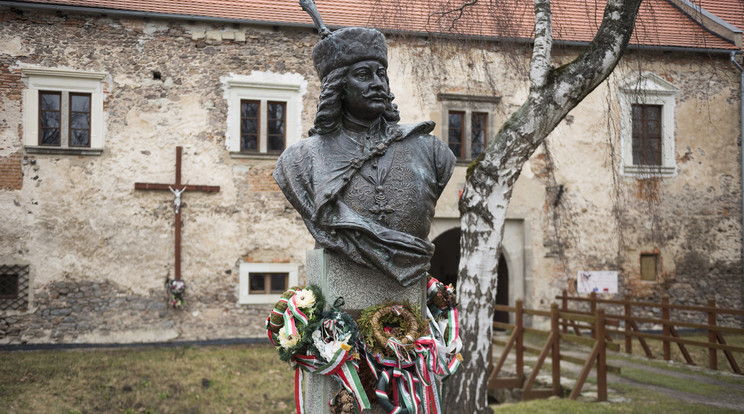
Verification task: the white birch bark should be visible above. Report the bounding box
[443,0,643,412]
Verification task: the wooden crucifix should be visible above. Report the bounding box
[134,146,220,280]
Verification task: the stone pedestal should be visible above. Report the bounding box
[304,248,426,413]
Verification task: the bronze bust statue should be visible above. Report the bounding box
[274,23,455,287]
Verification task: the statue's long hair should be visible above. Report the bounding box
[309,65,401,136]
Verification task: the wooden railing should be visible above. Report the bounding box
[488,300,619,401]
[557,290,744,374]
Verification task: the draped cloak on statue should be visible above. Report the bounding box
[273,120,456,286]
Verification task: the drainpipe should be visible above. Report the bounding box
[732,51,743,322]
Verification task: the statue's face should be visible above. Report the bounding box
[342,60,389,121]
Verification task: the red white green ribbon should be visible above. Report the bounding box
[293,347,370,414]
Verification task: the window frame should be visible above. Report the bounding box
[238,262,299,304]
[618,72,677,177]
[68,92,92,148]
[240,99,261,152]
[224,75,306,158]
[438,93,500,162]
[22,68,106,156]
[640,252,659,282]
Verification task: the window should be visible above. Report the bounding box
[438,93,499,161]
[239,100,286,152]
[640,253,658,282]
[38,91,92,147]
[447,111,488,159]
[248,272,288,294]
[618,72,677,176]
[224,72,306,157]
[632,104,662,166]
[0,274,19,299]
[22,68,107,155]
[0,264,30,311]
[238,262,299,304]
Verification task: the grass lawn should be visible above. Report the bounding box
[0,344,295,414]
[2,341,743,414]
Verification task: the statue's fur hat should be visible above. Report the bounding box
[312,27,388,80]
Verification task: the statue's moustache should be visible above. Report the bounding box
[362,90,390,100]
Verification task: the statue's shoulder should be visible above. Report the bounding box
[397,121,448,149]
[278,134,324,164]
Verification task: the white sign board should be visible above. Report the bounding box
[577,271,618,294]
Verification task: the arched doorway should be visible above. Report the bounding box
[430,228,509,323]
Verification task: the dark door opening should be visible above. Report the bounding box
[430,228,509,324]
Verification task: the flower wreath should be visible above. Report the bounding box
[293,298,371,413]
[166,279,186,309]
[265,285,325,362]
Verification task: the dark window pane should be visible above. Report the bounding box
[71,112,90,129]
[70,94,90,112]
[268,102,284,119]
[241,101,259,118]
[268,120,284,136]
[471,131,485,158]
[471,112,487,158]
[268,135,284,152]
[0,274,19,298]
[241,135,258,151]
[249,274,266,293]
[448,113,462,132]
[241,119,258,135]
[40,92,60,111]
[41,111,60,128]
[270,273,288,293]
[448,111,464,158]
[448,143,462,157]
[41,128,60,145]
[70,129,90,147]
[631,104,662,166]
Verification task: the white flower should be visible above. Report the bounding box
[294,289,316,308]
[312,328,351,362]
[278,330,300,349]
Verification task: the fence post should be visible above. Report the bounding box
[624,294,632,354]
[708,298,717,371]
[516,299,524,378]
[662,295,671,361]
[596,308,607,402]
[561,289,568,334]
[590,291,597,339]
[551,303,561,396]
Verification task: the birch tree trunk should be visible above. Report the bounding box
[444,0,643,412]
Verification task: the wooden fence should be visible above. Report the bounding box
[488,300,620,401]
[557,290,744,374]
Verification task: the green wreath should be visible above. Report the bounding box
[266,285,326,362]
[358,301,427,357]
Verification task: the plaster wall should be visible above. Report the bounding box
[0,8,741,343]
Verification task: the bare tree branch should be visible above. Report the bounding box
[429,0,479,31]
[530,0,553,90]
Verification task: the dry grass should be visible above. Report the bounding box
[616,333,744,374]
[0,344,295,414]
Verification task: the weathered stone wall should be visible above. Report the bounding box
[0,7,319,344]
[0,6,741,345]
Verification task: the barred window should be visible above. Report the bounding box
[0,265,30,311]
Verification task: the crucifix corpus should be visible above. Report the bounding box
[134,146,220,280]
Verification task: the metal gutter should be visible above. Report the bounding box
[732,51,744,324]
[1,1,740,56]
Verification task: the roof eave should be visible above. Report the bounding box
[2,1,740,55]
